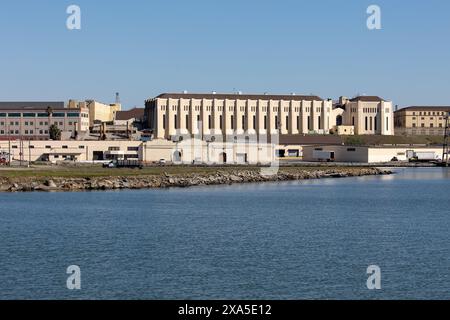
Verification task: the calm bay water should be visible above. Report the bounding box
[0,168,449,300]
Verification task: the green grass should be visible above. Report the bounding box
[0,165,367,179]
[344,135,445,146]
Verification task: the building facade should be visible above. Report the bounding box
[337,96,394,135]
[145,93,335,141]
[0,139,275,165]
[303,145,443,163]
[394,106,450,136]
[145,93,394,141]
[69,100,121,126]
[0,102,90,141]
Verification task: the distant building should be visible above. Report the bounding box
[115,107,145,130]
[303,145,442,163]
[336,96,394,135]
[394,106,450,136]
[145,93,394,142]
[0,102,90,140]
[69,99,121,126]
[145,92,335,141]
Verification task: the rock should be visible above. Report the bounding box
[45,180,57,188]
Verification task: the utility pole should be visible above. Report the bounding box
[443,112,449,167]
[28,138,31,168]
[8,121,11,166]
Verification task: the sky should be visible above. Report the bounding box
[0,0,449,109]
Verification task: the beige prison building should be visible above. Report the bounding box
[145,93,394,141]
[0,139,276,165]
[145,93,336,140]
[69,99,121,126]
[394,106,450,136]
[336,96,394,135]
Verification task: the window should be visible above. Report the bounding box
[253,115,256,130]
[162,115,166,130]
[174,115,177,129]
[186,115,189,130]
[347,148,356,152]
[210,115,213,130]
[286,116,289,131]
[230,115,234,130]
[386,117,389,131]
[23,113,36,118]
[127,146,139,151]
[8,113,21,117]
[52,113,65,117]
[62,146,68,149]
[220,115,223,130]
[67,113,80,118]
[318,116,322,130]
[365,117,368,131]
[108,147,120,151]
[241,115,245,130]
[264,116,267,130]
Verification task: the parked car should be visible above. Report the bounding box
[391,157,399,162]
[159,159,166,165]
[103,161,116,168]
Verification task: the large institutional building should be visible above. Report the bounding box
[0,102,90,140]
[394,106,450,136]
[144,93,394,140]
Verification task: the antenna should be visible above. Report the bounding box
[115,92,120,104]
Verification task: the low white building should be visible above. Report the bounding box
[303,145,443,163]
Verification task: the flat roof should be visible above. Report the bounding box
[349,96,386,102]
[279,135,343,145]
[152,93,325,101]
[395,106,450,112]
[0,102,65,110]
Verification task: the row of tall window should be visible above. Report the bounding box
[162,114,321,131]
[160,105,326,114]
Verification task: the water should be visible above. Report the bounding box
[0,168,449,300]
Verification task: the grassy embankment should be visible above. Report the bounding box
[0,165,374,179]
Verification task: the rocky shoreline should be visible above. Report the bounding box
[0,167,391,192]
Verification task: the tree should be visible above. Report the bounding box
[49,124,62,140]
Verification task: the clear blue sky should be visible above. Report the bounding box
[0,0,449,109]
